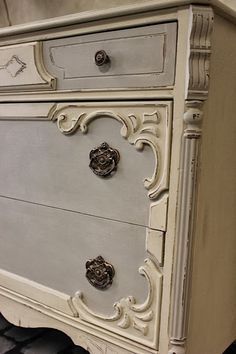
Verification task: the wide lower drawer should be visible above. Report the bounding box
[0,195,163,349]
[0,101,172,228]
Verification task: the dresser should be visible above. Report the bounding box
[0,1,235,354]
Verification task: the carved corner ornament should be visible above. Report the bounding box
[69,258,162,348]
[50,103,172,200]
[187,6,214,100]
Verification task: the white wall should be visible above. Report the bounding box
[0,0,150,27]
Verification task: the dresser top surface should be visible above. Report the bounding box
[0,0,235,40]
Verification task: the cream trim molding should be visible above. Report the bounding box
[168,7,213,352]
[168,100,203,354]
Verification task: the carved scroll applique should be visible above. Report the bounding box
[51,105,170,199]
[188,7,214,99]
[70,259,162,342]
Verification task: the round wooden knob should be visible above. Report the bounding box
[95,50,110,66]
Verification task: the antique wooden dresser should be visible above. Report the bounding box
[0,1,235,353]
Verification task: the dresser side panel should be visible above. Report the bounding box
[187,14,236,354]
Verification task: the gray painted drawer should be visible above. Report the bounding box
[0,100,168,348]
[0,101,171,228]
[0,195,163,348]
[0,100,166,348]
[43,23,177,90]
[0,196,147,313]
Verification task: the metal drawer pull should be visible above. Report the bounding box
[89,142,120,177]
[95,50,110,66]
[86,256,115,290]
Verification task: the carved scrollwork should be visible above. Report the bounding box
[70,258,162,344]
[51,104,171,199]
[188,6,214,100]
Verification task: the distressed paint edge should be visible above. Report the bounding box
[187,6,214,100]
[168,100,203,354]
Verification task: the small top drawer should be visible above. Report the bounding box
[43,22,177,91]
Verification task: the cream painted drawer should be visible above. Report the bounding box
[43,23,177,90]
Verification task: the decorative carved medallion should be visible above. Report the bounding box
[0,55,26,77]
[85,256,115,290]
[89,142,120,177]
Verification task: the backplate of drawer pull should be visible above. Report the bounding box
[85,255,115,290]
[89,142,120,177]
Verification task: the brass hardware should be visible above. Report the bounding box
[86,256,115,290]
[89,142,120,177]
[95,50,110,66]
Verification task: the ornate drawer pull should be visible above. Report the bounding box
[95,50,110,66]
[89,142,120,177]
[86,256,115,290]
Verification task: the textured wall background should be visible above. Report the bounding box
[0,0,150,27]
